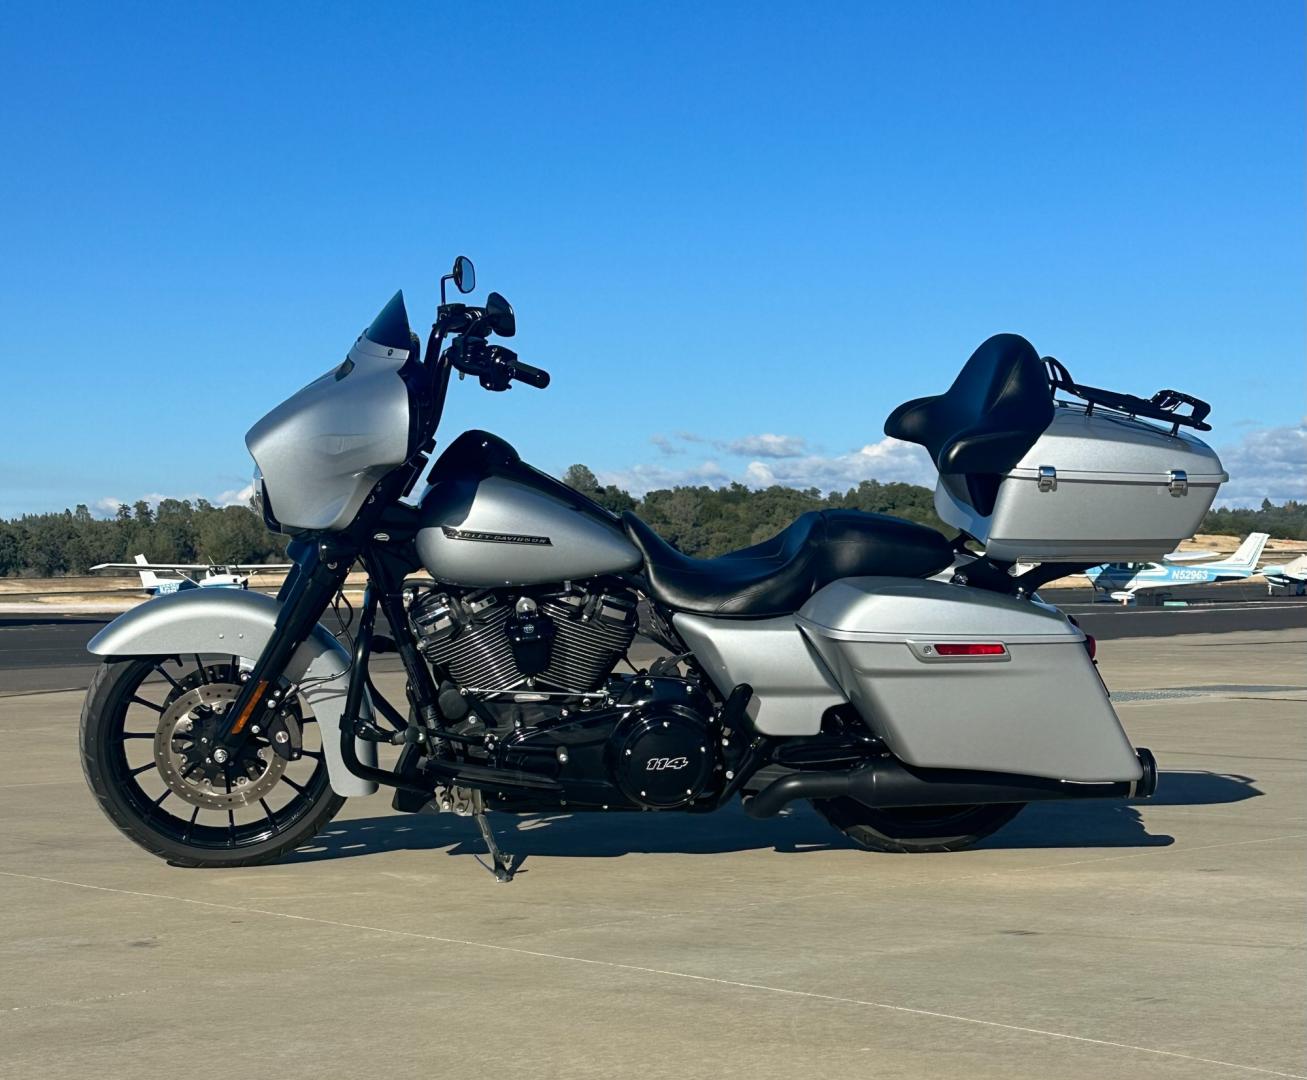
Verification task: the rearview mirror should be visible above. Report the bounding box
[452,255,476,294]
[486,291,516,337]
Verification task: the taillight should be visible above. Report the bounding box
[1084,634,1097,661]
[933,643,1007,657]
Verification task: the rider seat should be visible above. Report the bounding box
[884,333,1053,516]
[622,510,953,617]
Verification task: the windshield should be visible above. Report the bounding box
[365,291,413,351]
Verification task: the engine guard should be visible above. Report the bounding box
[87,589,379,797]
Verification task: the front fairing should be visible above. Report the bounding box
[246,292,417,532]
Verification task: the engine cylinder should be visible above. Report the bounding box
[408,586,637,693]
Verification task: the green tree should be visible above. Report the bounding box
[562,464,637,515]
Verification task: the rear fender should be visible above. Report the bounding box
[88,589,379,797]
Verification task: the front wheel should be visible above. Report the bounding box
[80,655,346,868]
[811,798,1024,853]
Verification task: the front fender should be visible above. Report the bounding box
[88,590,379,797]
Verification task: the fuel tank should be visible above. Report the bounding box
[416,431,641,587]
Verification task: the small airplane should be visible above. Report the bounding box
[1083,532,1270,603]
[1262,554,1307,596]
[91,554,292,595]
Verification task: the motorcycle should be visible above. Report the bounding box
[80,256,1227,880]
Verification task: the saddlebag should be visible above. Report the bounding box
[796,577,1143,783]
[936,401,1227,564]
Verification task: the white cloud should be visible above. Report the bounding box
[1213,424,1306,507]
[743,437,935,490]
[92,492,173,515]
[652,430,810,459]
[650,434,684,456]
[723,433,809,458]
[91,486,250,517]
[598,437,935,496]
[216,483,256,507]
[596,460,732,496]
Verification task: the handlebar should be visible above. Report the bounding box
[510,358,550,389]
[445,337,550,392]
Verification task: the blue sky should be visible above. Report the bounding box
[1,2,1302,516]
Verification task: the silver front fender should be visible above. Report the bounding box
[88,590,379,797]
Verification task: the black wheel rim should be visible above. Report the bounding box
[102,656,333,851]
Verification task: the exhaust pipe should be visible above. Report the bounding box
[743,748,1158,820]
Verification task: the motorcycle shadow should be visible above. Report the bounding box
[983,768,1261,850]
[285,769,1260,864]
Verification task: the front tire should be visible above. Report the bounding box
[80,656,346,868]
[811,798,1024,853]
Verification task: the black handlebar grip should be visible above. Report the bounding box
[512,361,551,389]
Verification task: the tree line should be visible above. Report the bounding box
[1,480,1303,577]
[0,500,284,577]
[560,468,1307,555]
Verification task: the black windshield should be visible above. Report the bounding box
[365,291,413,351]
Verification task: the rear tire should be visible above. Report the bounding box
[80,657,346,868]
[811,798,1024,853]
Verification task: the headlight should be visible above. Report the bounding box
[252,465,281,532]
[251,465,265,516]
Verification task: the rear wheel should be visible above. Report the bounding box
[80,655,345,868]
[811,798,1024,853]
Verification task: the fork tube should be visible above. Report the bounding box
[213,538,351,747]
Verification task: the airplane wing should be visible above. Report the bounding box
[227,564,294,571]
[91,562,211,572]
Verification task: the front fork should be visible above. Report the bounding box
[209,538,352,755]
[209,538,442,790]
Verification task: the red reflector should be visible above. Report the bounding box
[933,643,1007,656]
[1084,634,1097,660]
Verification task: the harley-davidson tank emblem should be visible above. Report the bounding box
[441,527,553,546]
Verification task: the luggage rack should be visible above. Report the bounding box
[1044,357,1212,435]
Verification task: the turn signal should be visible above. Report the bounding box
[933,643,1007,656]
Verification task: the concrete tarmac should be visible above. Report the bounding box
[0,629,1304,1079]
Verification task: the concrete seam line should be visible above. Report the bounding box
[0,687,86,699]
[5,989,153,1013]
[1,867,1304,1078]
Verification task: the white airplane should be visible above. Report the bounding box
[91,554,291,595]
[1083,532,1270,603]
[1262,554,1307,596]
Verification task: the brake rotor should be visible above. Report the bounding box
[153,682,299,810]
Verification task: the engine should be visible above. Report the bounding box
[403,582,722,812]
[407,582,638,694]
[496,676,720,810]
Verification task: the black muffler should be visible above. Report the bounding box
[743,748,1157,819]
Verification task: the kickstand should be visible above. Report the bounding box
[472,811,515,882]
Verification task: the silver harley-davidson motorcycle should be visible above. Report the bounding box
[80,257,1227,879]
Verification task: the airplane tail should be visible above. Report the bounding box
[1217,532,1269,572]
[133,553,160,591]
